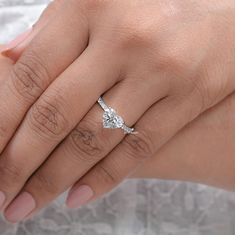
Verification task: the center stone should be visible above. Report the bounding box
[103,108,124,129]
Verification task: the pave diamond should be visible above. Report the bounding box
[103,108,124,129]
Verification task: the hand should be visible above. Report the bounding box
[1,0,235,223]
[131,90,235,193]
[1,44,235,227]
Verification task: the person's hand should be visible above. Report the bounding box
[1,0,235,223]
[1,43,235,227]
[131,90,235,192]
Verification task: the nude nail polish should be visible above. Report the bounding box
[0,28,32,55]
[4,192,36,223]
[66,185,94,208]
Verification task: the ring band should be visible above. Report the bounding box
[97,97,135,134]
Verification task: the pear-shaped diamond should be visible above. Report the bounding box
[103,108,124,129]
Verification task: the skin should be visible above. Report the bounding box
[1,0,235,222]
[1,46,235,222]
[132,92,235,193]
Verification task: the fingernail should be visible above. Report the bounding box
[0,28,32,55]
[4,192,36,223]
[0,191,6,210]
[66,185,94,208]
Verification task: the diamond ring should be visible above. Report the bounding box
[97,97,135,134]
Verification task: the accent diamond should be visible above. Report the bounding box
[103,108,124,129]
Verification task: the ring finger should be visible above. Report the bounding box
[66,89,202,208]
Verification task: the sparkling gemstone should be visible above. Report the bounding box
[103,108,124,129]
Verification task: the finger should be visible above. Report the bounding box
[34,0,65,29]
[0,43,119,215]
[4,73,168,222]
[65,90,202,208]
[3,0,65,61]
[0,0,88,153]
[0,46,13,84]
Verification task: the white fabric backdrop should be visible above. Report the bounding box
[1,1,235,235]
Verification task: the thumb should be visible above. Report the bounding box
[1,0,64,62]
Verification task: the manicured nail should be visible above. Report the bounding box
[0,28,32,55]
[0,191,6,210]
[4,192,36,223]
[66,185,94,208]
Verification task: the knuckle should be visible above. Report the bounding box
[10,51,50,101]
[94,164,118,186]
[123,130,155,161]
[147,13,189,77]
[0,161,24,187]
[157,47,189,77]
[30,171,59,195]
[116,19,155,51]
[28,94,69,138]
[67,119,104,163]
[114,4,177,52]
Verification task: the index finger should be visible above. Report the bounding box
[0,0,88,152]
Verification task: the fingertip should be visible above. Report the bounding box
[4,192,36,223]
[66,185,94,209]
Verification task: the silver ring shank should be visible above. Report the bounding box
[98,97,109,111]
